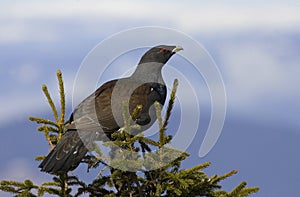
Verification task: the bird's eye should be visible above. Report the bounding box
[159,49,166,53]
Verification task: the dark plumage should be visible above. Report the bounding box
[39,45,183,173]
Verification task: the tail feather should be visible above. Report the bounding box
[39,130,88,173]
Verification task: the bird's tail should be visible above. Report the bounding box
[39,130,88,173]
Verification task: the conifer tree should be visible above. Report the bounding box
[0,70,259,196]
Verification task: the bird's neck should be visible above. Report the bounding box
[131,62,165,84]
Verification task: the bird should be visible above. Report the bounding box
[39,45,183,173]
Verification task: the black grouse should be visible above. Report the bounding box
[39,45,183,173]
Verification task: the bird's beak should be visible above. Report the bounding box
[172,46,183,53]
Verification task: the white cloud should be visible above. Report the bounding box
[0,1,299,43]
[14,64,40,83]
[0,93,45,127]
[0,71,76,127]
[216,37,300,126]
[221,41,299,99]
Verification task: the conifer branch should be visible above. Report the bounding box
[163,79,178,129]
[154,101,164,148]
[43,125,55,148]
[229,181,247,196]
[42,84,59,123]
[211,170,238,184]
[37,125,58,133]
[57,70,65,127]
[60,173,68,197]
[181,162,211,174]
[29,117,58,128]
[131,104,143,121]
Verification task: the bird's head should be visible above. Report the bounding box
[139,45,183,64]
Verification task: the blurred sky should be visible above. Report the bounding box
[0,1,300,196]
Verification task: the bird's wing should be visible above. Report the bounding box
[66,79,118,132]
[66,79,167,133]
